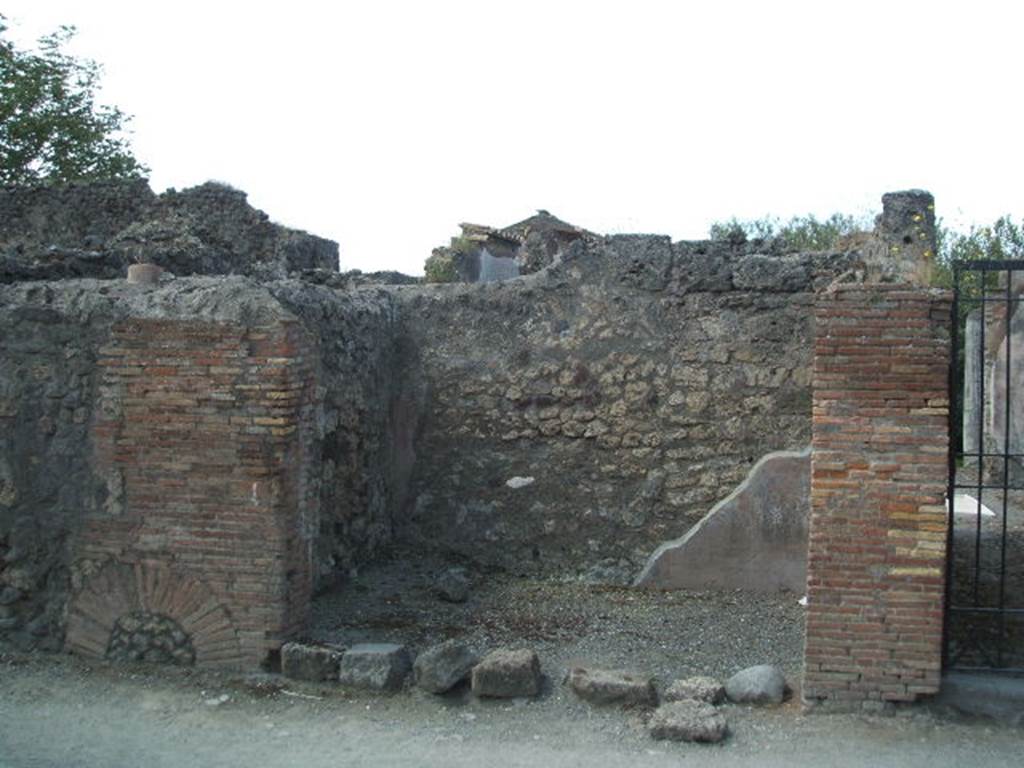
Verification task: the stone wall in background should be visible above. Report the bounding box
[0,180,338,282]
[394,236,859,581]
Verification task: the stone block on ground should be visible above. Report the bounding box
[724,664,786,704]
[339,643,412,692]
[664,676,725,705]
[471,648,541,698]
[566,667,656,707]
[414,640,478,694]
[280,642,344,682]
[436,567,471,603]
[648,701,728,743]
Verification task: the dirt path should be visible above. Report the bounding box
[1,651,1021,768]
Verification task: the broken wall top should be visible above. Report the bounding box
[1,180,339,283]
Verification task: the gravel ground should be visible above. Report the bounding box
[308,550,807,687]
[1,551,1021,768]
[1,645,1021,768]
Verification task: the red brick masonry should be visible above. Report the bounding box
[66,318,318,667]
[803,285,953,709]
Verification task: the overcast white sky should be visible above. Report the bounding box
[5,1,1023,274]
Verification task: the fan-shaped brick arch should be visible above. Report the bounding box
[66,560,242,666]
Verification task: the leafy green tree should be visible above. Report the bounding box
[0,17,147,184]
[932,216,1024,289]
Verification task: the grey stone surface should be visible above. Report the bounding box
[397,230,857,577]
[724,664,786,705]
[647,700,728,743]
[1,179,338,282]
[435,567,470,603]
[413,640,478,694]
[989,289,1024,483]
[566,667,656,707]
[871,189,937,285]
[962,309,982,460]
[937,672,1024,726]
[471,648,542,698]
[338,643,411,692]
[663,676,725,705]
[635,448,810,592]
[281,642,344,682]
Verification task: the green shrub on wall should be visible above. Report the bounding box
[424,249,457,283]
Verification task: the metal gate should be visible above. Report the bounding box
[945,259,1024,673]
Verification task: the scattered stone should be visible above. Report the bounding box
[648,701,728,743]
[579,559,634,586]
[235,673,285,697]
[724,664,786,705]
[566,667,656,707]
[0,586,22,606]
[203,693,231,708]
[436,567,471,603]
[281,642,344,682]
[663,676,725,705]
[338,643,411,692]
[471,648,542,698]
[414,640,478,694]
[505,476,535,489]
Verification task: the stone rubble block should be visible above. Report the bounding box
[663,676,725,705]
[648,700,728,743]
[414,640,479,694]
[280,642,344,682]
[471,648,542,698]
[724,664,786,705]
[435,567,471,603]
[566,667,657,707]
[339,643,412,692]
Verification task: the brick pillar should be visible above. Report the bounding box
[803,285,952,710]
[66,318,319,668]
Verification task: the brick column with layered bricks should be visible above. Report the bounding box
[803,285,953,710]
[66,317,319,668]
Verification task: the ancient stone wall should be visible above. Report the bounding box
[803,285,952,710]
[1,180,338,282]
[395,236,858,580]
[268,282,414,584]
[0,278,407,658]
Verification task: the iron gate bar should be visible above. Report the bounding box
[945,259,1024,674]
[998,270,1012,668]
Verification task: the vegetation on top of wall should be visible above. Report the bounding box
[424,249,458,283]
[711,211,1024,289]
[423,235,480,283]
[931,216,1024,290]
[708,213,870,251]
[0,17,148,184]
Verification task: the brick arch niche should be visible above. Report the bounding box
[66,560,240,666]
